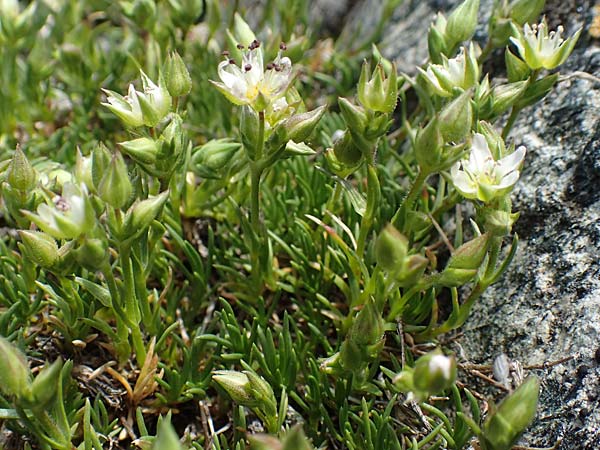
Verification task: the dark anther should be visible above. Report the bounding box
[236,44,245,50]
[244,64,252,71]
[249,39,261,50]
[266,63,274,70]
[279,42,287,51]
[274,64,282,72]
[222,50,230,57]
[228,59,236,65]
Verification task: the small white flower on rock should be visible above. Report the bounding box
[450,133,525,202]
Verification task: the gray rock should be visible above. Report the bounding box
[333,0,600,448]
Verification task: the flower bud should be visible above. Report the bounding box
[482,377,540,450]
[438,233,490,286]
[92,142,112,190]
[0,337,31,398]
[151,419,183,450]
[338,97,367,135]
[438,90,473,143]
[283,105,326,143]
[26,358,62,410]
[333,129,363,168]
[358,62,398,113]
[392,367,415,393]
[375,224,408,272]
[168,0,205,29]
[18,230,59,269]
[413,350,457,395]
[164,51,192,97]
[428,13,448,64]
[191,139,241,179]
[281,426,312,450]
[509,0,545,26]
[120,0,156,29]
[154,117,185,176]
[415,117,444,174]
[396,254,429,287]
[212,370,256,405]
[125,191,169,237]
[349,300,385,347]
[364,114,393,141]
[481,81,528,119]
[245,370,277,416]
[98,153,132,209]
[445,0,479,49]
[7,146,37,191]
[119,137,158,166]
[248,434,282,450]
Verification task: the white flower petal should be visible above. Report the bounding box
[467,134,493,173]
[496,145,526,178]
[452,170,478,198]
[497,170,519,190]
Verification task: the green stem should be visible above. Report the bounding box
[249,111,266,291]
[119,245,146,367]
[325,182,343,215]
[356,164,381,256]
[501,106,521,140]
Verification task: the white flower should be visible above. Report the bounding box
[211,41,293,111]
[101,83,144,128]
[510,21,581,70]
[23,183,95,239]
[450,133,525,202]
[428,354,453,380]
[418,44,479,97]
[102,71,171,128]
[136,71,172,127]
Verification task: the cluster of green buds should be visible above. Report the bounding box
[0,0,49,42]
[488,0,546,48]
[392,349,457,402]
[102,52,191,185]
[327,59,397,172]
[321,299,385,382]
[212,369,279,433]
[461,377,540,450]
[0,337,74,448]
[427,0,479,62]
[1,146,39,227]
[375,224,428,287]
[413,90,473,176]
